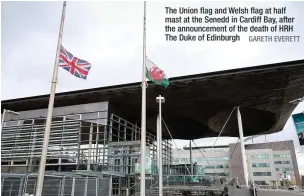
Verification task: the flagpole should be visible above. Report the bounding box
[140,1,147,196]
[35,2,67,196]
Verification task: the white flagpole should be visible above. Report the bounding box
[140,1,147,196]
[35,2,67,196]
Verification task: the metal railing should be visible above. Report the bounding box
[134,175,229,195]
[1,112,172,176]
[1,173,110,196]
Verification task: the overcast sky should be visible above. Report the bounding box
[1,1,304,173]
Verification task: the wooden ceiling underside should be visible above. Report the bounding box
[2,60,304,139]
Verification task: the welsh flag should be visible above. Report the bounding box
[145,57,169,87]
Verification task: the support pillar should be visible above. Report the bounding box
[96,178,99,196]
[237,107,248,186]
[29,130,37,172]
[88,123,93,171]
[71,178,75,196]
[190,140,193,176]
[60,177,65,196]
[109,176,112,196]
[17,177,24,196]
[95,113,100,170]
[84,177,88,196]
[84,123,93,196]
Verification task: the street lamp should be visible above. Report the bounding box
[156,95,165,196]
[1,109,20,127]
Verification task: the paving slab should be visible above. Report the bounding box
[228,188,304,196]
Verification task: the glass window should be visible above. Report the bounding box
[253,172,271,176]
[189,156,229,162]
[112,179,119,195]
[282,168,294,172]
[114,158,121,172]
[23,119,34,125]
[204,172,230,176]
[273,154,291,158]
[252,163,270,168]
[251,154,269,159]
[274,161,291,164]
[254,181,267,185]
[34,118,46,125]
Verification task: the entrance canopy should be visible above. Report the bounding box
[2,60,304,140]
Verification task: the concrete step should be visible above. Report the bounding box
[136,186,225,196]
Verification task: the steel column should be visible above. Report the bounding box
[190,140,193,176]
[237,107,248,186]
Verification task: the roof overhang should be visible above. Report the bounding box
[2,59,304,140]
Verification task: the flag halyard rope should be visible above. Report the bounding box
[193,107,237,178]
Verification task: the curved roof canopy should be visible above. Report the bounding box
[2,60,304,140]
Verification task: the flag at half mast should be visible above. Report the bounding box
[59,46,92,80]
[145,57,169,87]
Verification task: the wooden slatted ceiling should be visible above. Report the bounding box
[2,59,304,139]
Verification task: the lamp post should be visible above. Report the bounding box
[156,95,165,196]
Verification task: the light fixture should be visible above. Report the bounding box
[1,109,20,131]
[6,110,20,115]
[289,96,304,104]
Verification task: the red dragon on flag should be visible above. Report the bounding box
[149,67,165,83]
[145,57,169,87]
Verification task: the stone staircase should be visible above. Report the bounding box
[136,186,225,196]
[134,176,228,196]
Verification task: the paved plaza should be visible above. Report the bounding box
[228,188,304,196]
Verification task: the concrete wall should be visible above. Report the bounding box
[171,140,300,186]
[272,150,295,182]
[2,102,109,125]
[245,140,301,186]
[246,149,277,184]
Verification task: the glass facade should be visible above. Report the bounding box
[205,164,229,169]
[175,156,229,163]
[2,110,173,174]
[204,172,230,176]
[1,103,174,196]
